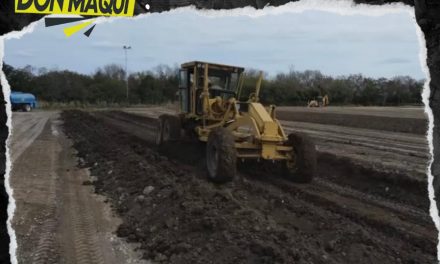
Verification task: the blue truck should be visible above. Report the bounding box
[10,91,37,112]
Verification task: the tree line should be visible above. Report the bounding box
[3,63,424,106]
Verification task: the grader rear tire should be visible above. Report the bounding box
[155,117,164,146]
[156,115,181,146]
[206,128,236,183]
[284,132,316,183]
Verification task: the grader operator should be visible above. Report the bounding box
[156,61,316,183]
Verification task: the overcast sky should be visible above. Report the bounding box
[4,7,424,79]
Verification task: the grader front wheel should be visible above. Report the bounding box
[284,133,317,183]
[206,128,237,183]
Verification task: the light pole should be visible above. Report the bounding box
[123,45,131,103]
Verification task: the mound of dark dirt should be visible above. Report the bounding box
[317,153,429,210]
[62,110,436,264]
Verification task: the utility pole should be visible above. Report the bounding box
[123,45,131,103]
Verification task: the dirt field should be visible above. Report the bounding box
[123,106,429,184]
[59,106,436,264]
[276,106,427,134]
[10,111,148,264]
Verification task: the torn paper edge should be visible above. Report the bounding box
[415,14,440,261]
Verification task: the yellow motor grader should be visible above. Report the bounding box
[156,61,316,183]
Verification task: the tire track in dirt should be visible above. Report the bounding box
[285,126,427,157]
[58,140,120,264]
[276,121,428,183]
[70,200,105,264]
[276,109,427,134]
[31,119,63,264]
[11,117,61,264]
[313,178,429,223]
[238,176,433,261]
[10,112,49,163]
[279,119,429,180]
[57,139,148,264]
[256,175,434,253]
[281,120,426,147]
[12,112,148,264]
[32,218,58,264]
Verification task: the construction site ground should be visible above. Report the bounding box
[10,106,437,264]
[10,111,148,264]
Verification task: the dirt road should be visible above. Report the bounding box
[61,108,437,264]
[10,111,147,264]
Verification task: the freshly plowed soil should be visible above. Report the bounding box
[62,110,436,264]
[276,110,427,135]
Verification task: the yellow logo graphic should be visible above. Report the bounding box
[15,0,136,17]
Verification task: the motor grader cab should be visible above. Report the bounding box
[177,61,242,118]
[156,61,316,183]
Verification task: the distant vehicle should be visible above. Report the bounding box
[308,95,329,108]
[10,91,37,112]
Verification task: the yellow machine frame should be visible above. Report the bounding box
[179,61,293,161]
